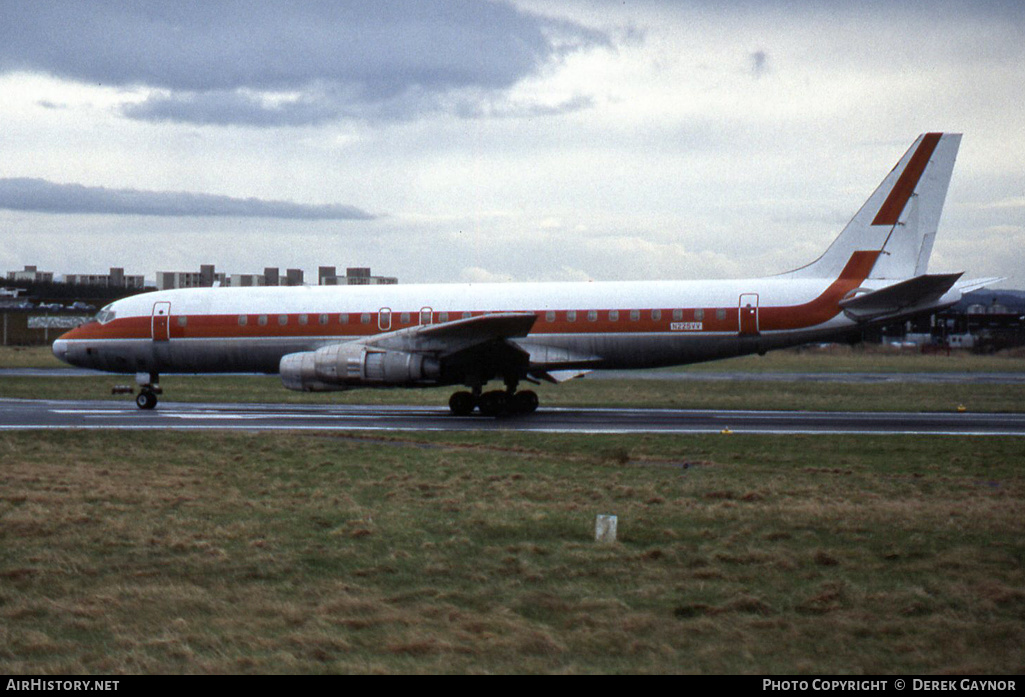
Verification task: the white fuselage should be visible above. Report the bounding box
[52,260,887,381]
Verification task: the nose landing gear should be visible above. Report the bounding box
[134,372,161,410]
[135,390,158,410]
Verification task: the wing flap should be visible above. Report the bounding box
[532,369,592,384]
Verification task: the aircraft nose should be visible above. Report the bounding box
[52,339,68,364]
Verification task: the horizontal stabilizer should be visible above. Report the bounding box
[840,272,962,320]
[954,276,1005,293]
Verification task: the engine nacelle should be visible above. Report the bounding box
[280,343,441,392]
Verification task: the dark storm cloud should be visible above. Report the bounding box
[0,0,611,126]
[0,179,376,220]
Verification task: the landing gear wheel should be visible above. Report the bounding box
[478,390,510,417]
[513,390,539,414]
[448,391,477,416]
[135,390,158,410]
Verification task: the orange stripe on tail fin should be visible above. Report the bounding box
[871,132,942,226]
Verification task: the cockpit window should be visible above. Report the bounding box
[94,305,116,324]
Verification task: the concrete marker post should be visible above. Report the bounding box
[595,514,617,543]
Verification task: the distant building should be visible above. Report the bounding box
[318,266,337,285]
[156,266,227,290]
[228,274,267,287]
[7,265,53,283]
[319,267,398,286]
[285,268,304,286]
[64,267,145,289]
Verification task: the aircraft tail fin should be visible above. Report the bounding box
[788,133,962,281]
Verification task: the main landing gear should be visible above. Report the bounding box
[448,383,539,417]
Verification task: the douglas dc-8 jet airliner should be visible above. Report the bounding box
[53,133,997,415]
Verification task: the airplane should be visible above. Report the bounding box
[52,132,998,415]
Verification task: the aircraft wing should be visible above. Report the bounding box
[360,312,601,385]
[361,311,537,356]
[840,272,963,320]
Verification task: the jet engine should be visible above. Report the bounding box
[280,343,441,392]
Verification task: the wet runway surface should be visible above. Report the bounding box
[3,398,1024,435]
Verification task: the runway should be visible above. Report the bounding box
[4,368,1025,384]
[2,398,1024,435]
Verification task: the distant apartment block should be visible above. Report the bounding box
[225,268,303,287]
[13,262,397,290]
[156,269,227,290]
[7,265,54,283]
[319,267,398,286]
[63,267,145,289]
[228,273,267,287]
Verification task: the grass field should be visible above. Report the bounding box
[1,430,1023,674]
[2,344,1023,673]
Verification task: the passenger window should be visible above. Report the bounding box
[587,310,597,322]
[238,315,248,326]
[401,312,410,324]
[630,309,640,322]
[319,314,328,325]
[695,309,705,321]
[673,309,683,321]
[258,315,268,326]
[299,314,308,325]
[716,309,726,321]
[462,312,472,319]
[567,310,577,323]
[609,309,619,322]
[546,310,555,323]
[651,309,661,321]
[439,312,449,323]
[339,313,348,324]
[177,316,187,327]
[361,313,371,324]
[278,314,288,326]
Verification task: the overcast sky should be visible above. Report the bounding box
[1,0,1022,287]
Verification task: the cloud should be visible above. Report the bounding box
[0,178,376,220]
[121,90,344,128]
[749,50,769,78]
[0,0,612,126]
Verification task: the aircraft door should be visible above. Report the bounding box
[419,307,433,325]
[152,302,171,342]
[739,294,759,336]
